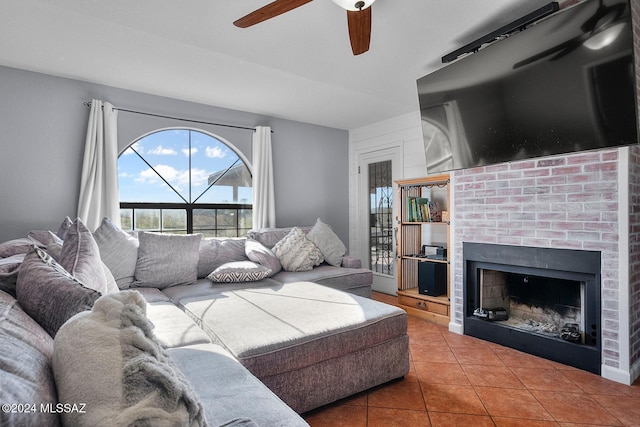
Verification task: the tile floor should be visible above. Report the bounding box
[303,292,640,427]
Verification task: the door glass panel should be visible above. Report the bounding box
[369,160,393,276]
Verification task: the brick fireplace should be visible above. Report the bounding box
[450,147,640,384]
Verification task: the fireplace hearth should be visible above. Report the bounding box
[463,242,601,374]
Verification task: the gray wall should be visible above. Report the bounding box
[0,65,350,245]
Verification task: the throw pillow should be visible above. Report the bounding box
[245,238,281,277]
[56,216,73,239]
[0,237,42,257]
[52,290,206,426]
[59,217,117,295]
[16,247,101,337]
[306,218,347,267]
[0,290,59,427]
[197,237,249,279]
[133,232,202,289]
[207,261,272,283]
[93,217,139,289]
[272,227,324,272]
[0,254,25,297]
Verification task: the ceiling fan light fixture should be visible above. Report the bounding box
[332,0,375,12]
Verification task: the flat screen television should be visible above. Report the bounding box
[417,0,638,174]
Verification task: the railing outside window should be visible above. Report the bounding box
[120,202,252,237]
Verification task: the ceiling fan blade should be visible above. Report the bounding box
[347,7,371,55]
[234,0,313,28]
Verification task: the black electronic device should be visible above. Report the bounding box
[417,262,447,296]
[417,0,638,174]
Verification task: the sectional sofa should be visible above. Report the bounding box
[0,217,410,426]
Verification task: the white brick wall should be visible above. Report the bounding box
[452,149,622,369]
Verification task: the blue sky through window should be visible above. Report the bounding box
[118,129,252,204]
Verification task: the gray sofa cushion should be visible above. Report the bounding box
[16,248,101,337]
[145,302,212,348]
[93,217,139,289]
[168,343,308,427]
[197,237,248,279]
[0,290,60,427]
[134,232,202,289]
[272,265,373,292]
[180,282,407,378]
[161,278,281,306]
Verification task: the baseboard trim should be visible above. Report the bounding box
[601,363,635,385]
[449,321,463,335]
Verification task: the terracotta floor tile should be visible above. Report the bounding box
[421,383,487,415]
[493,347,561,370]
[304,404,367,427]
[561,369,638,397]
[410,343,458,363]
[493,417,560,426]
[413,361,470,385]
[450,346,505,366]
[474,386,554,420]
[366,407,431,427]
[589,394,640,426]
[367,380,426,411]
[511,367,579,392]
[462,364,524,388]
[306,293,640,426]
[428,412,495,427]
[530,390,623,425]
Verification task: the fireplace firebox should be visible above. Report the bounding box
[463,242,601,374]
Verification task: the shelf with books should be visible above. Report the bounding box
[396,173,450,325]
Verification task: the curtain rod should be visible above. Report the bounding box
[83,101,270,132]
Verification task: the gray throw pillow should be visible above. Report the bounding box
[53,290,206,426]
[16,247,101,337]
[59,218,116,295]
[245,238,281,277]
[134,232,202,289]
[272,227,324,272]
[0,289,59,427]
[305,218,346,267]
[93,217,139,289]
[0,254,25,297]
[0,237,43,257]
[56,216,73,239]
[197,237,249,279]
[207,261,272,283]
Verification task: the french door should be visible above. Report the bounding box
[357,147,401,295]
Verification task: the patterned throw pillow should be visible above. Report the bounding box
[207,261,272,283]
[272,227,324,272]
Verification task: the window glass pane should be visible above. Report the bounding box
[162,209,187,232]
[193,209,216,231]
[120,209,133,231]
[238,209,252,231]
[134,209,160,231]
[216,209,238,232]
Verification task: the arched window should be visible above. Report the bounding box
[117,128,252,236]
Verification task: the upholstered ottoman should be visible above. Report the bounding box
[179,282,409,413]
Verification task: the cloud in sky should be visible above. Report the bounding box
[136,165,210,188]
[148,145,177,155]
[206,146,227,159]
[182,148,198,157]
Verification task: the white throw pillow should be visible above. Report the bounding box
[272,227,323,272]
[305,218,346,267]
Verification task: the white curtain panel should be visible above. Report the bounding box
[252,126,276,229]
[77,100,120,231]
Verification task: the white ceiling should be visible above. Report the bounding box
[0,0,555,130]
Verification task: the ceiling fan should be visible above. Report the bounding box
[233,0,376,55]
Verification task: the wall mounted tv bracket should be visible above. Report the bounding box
[442,2,560,63]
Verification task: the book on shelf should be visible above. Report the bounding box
[407,197,431,222]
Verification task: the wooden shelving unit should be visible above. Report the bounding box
[396,174,450,325]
